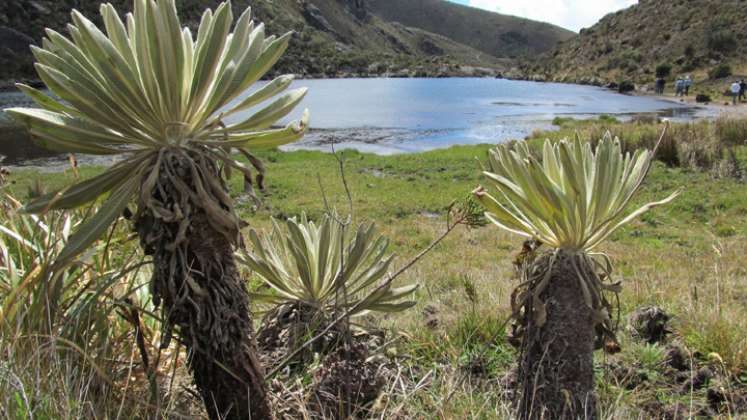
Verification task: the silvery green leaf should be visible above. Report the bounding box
[203,109,309,149]
[24,157,146,213]
[221,74,294,118]
[227,88,308,132]
[54,175,139,267]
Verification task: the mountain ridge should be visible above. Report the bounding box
[0,0,571,85]
[367,0,575,58]
[525,0,747,88]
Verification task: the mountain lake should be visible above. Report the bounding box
[0,77,701,168]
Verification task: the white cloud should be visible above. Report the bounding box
[467,0,638,32]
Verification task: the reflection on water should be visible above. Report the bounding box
[655,106,701,120]
[1,77,701,166]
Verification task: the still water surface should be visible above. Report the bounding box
[230,77,696,154]
[1,77,697,165]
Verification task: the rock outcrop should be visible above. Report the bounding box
[303,2,336,34]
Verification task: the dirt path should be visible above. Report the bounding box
[646,93,747,118]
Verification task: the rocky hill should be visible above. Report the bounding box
[526,0,747,87]
[258,0,509,78]
[367,0,574,59]
[0,0,572,87]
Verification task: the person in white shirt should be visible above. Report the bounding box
[684,76,693,96]
[731,81,741,105]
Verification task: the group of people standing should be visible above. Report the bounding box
[730,80,746,105]
[656,76,746,106]
[654,76,693,96]
[674,76,693,97]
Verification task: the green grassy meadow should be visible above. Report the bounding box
[3,117,747,418]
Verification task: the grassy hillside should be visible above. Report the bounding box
[368,0,574,59]
[258,0,509,79]
[0,0,532,86]
[4,116,747,418]
[527,0,747,88]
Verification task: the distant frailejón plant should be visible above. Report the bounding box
[474,135,677,419]
[241,213,417,317]
[7,0,309,418]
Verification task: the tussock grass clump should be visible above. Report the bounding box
[0,191,187,418]
[453,311,514,376]
[715,117,747,147]
[533,117,747,176]
[681,314,747,373]
[708,63,733,79]
[673,122,725,171]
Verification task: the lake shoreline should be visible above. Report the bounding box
[0,77,704,168]
[637,92,747,119]
[0,111,686,172]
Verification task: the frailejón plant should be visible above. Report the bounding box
[6,1,308,418]
[474,134,677,419]
[240,213,418,316]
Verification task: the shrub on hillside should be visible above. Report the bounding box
[655,63,672,78]
[680,61,697,73]
[623,60,639,73]
[709,64,733,79]
[707,30,737,54]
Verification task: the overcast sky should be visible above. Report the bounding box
[449,0,638,32]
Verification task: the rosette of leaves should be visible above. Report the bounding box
[6,1,309,418]
[241,213,418,317]
[474,134,677,419]
[7,0,308,263]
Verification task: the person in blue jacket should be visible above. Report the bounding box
[675,78,684,97]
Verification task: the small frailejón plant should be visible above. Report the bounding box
[474,134,678,420]
[239,214,417,352]
[6,1,308,418]
[241,214,416,420]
